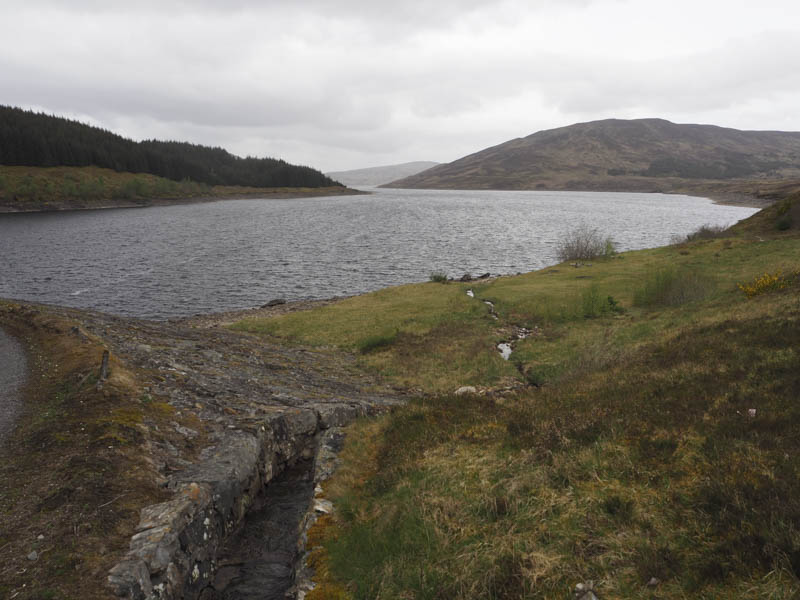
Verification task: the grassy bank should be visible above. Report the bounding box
[0,304,205,599]
[0,165,352,211]
[235,192,800,598]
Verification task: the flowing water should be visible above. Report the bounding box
[0,188,756,319]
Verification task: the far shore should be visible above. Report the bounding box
[0,185,368,214]
[1,181,784,213]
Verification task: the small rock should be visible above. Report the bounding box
[459,273,473,282]
[172,422,199,438]
[477,272,491,279]
[262,298,287,307]
[748,408,756,418]
[27,550,38,561]
[573,581,598,600]
[314,499,333,514]
[136,344,152,353]
[647,577,660,587]
[455,386,477,396]
[37,534,44,541]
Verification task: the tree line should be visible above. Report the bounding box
[0,106,341,188]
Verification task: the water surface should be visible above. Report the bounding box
[0,188,757,319]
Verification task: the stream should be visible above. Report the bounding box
[466,289,535,363]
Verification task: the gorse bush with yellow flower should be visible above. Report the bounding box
[737,270,799,297]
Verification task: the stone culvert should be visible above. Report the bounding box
[108,403,376,599]
[25,304,401,600]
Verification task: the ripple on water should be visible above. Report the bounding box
[0,189,758,319]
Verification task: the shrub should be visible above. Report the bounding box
[151,178,179,197]
[76,178,103,199]
[634,267,712,307]
[737,271,799,297]
[776,215,792,231]
[119,178,148,199]
[606,295,625,314]
[682,223,727,242]
[60,180,78,197]
[428,271,448,283]
[17,174,38,199]
[556,224,616,261]
[581,286,626,318]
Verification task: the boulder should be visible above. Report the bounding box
[262,299,287,308]
[455,386,477,396]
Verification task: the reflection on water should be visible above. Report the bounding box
[0,188,757,319]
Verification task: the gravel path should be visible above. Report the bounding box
[0,327,26,446]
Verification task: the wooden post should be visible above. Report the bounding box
[100,350,110,381]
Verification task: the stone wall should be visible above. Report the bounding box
[108,403,365,599]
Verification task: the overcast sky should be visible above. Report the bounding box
[2,1,800,172]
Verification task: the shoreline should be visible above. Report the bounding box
[0,186,368,214]
[703,192,776,208]
[179,296,353,329]
[0,183,777,212]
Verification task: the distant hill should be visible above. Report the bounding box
[384,118,800,192]
[0,105,339,188]
[327,161,438,187]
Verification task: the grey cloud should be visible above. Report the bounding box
[548,31,800,115]
[1,0,799,171]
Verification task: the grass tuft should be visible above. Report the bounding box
[633,267,713,307]
[356,330,399,354]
